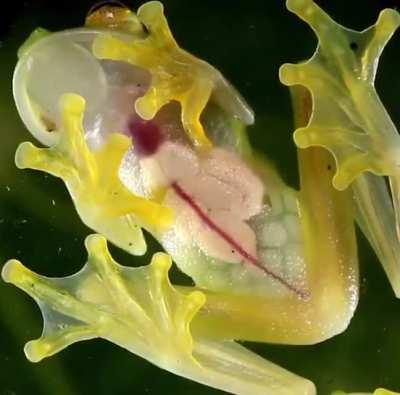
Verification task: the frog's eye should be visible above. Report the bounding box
[85,1,144,35]
[13,27,151,147]
[87,0,127,16]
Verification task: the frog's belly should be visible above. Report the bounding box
[120,140,308,299]
[160,182,308,299]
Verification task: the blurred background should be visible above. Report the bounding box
[0,0,400,394]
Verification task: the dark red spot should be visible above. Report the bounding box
[127,117,163,156]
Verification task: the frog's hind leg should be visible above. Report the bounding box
[187,85,359,346]
[280,0,400,297]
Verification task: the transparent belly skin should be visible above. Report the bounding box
[2,1,400,394]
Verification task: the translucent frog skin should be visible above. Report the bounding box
[2,0,400,394]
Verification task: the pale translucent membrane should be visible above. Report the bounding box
[211,72,255,126]
[250,190,307,294]
[352,174,400,296]
[83,60,150,149]
[13,28,150,147]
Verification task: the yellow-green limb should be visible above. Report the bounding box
[281,0,400,190]
[2,234,315,395]
[173,85,357,355]
[91,1,243,150]
[280,0,400,297]
[15,93,173,255]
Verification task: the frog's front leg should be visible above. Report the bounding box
[14,93,173,256]
[91,1,252,149]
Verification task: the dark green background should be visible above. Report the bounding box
[1,1,400,394]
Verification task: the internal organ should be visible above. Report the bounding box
[137,140,264,264]
[120,131,308,297]
[128,117,164,156]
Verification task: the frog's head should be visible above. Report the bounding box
[13,1,254,154]
[13,8,150,149]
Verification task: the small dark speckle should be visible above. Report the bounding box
[349,42,358,51]
[327,164,332,171]
[128,242,133,246]
[142,23,150,35]
[231,250,235,254]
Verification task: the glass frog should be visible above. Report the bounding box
[2,0,400,394]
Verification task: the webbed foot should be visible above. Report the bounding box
[2,234,315,395]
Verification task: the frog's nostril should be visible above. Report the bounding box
[127,117,164,157]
